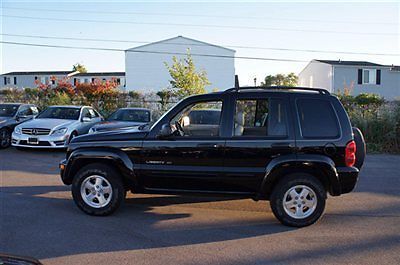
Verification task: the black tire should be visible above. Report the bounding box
[352,127,366,170]
[0,128,12,149]
[71,163,125,216]
[68,131,78,144]
[270,173,326,227]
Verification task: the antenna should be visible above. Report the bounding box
[234,75,239,90]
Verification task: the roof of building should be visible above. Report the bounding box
[75,72,125,77]
[1,71,125,76]
[315,60,384,67]
[1,71,73,76]
[126,35,236,53]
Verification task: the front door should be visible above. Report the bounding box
[140,99,227,192]
[223,94,295,192]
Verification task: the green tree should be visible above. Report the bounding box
[164,51,210,99]
[157,89,175,111]
[72,63,87,73]
[261,73,298,87]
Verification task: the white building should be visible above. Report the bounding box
[1,71,125,90]
[125,36,236,92]
[298,60,400,100]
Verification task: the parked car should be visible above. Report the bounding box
[12,105,102,149]
[0,103,39,149]
[59,87,366,227]
[88,108,151,134]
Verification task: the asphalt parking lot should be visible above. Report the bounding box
[0,148,399,265]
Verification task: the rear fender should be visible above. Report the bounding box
[258,154,340,199]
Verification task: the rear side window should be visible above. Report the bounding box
[234,98,287,137]
[297,99,340,139]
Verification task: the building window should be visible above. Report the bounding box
[358,69,379,85]
[116,78,121,85]
[14,77,17,85]
[4,77,11,85]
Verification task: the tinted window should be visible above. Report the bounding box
[0,104,19,117]
[108,109,151,122]
[297,99,340,138]
[37,107,81,120]
[234,98,287,137]
[18,105,33,116]
[171,101,222,137]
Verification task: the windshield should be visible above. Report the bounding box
[36,107,81,120]
[107,109,151,122]
[0,104,19,117]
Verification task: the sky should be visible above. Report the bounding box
[1,0,399,86]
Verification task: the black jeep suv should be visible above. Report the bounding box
[60,87,365,227]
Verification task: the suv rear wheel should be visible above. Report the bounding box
[71,163,125,216]
[270,173,326,227]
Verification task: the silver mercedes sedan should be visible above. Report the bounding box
[12,105,102,148]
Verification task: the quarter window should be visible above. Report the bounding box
[297,99,340,139]
[234,98,287,137]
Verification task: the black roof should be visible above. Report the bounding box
[2,71,125,76]
[2,71,73,76]
[75,72,125,77]
[315,60,383,67]
[225,86,330,95]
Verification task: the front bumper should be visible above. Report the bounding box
[12,132,70,148]
[337,166,359,194]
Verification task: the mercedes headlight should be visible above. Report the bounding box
[14,127,22,134]
[51,127,68,135]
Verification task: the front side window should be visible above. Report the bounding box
[234,98,287,137]
[297,99,340,139]
[36,107,81,120]
[170,101,222,137]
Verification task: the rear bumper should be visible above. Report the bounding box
[336,166,359,194]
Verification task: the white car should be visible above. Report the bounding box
[12,105,102,148]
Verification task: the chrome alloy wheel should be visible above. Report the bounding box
[80,175,113,208]
[283,185,317,219]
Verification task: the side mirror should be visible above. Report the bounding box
[82,117,92,122]
[157,123,173,139]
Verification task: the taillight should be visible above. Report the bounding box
[345,140,356,167]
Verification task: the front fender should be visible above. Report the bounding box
[259,154,340,198]
[61,147,136,186]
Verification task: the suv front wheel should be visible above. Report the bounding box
[270,173,326,227]
[71,163,125,216]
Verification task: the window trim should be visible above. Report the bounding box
[231,96,289,139]
[295,98,342,140]
[169,99,224,138]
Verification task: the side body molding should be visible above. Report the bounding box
[62,147,136,186]
[259,154,341,198]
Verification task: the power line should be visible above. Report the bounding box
[0,40,309,63]
[2,33,399,57]
[1,6,398,26]
[1,14,398,37]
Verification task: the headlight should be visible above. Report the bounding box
[14,127,22,134]
[51,127,68,135]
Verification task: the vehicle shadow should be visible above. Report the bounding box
[0,185,292,261]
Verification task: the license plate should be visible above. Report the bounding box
[28,137,39,144]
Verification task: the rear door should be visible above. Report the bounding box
[223,92,296,193]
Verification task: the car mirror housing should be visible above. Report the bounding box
[157,123,173,139]
[82,117,92,122]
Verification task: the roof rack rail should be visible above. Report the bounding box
[225,86,330,95]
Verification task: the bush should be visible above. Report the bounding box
[337,92,400,153]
